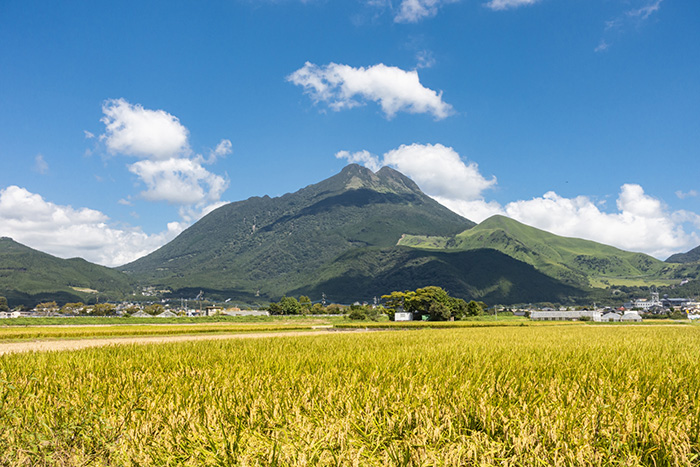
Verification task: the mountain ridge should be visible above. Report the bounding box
[0,236,135,306]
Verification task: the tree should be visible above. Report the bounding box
[268,296,302,315]
[299,295,312,314]
[0,296,8,312]
[465,300,485,318]
[407,286,453,321]
[60,302,85,315]
[36,301,58,311]
[92,303,117,316]
[145,304,165,316]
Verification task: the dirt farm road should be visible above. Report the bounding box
[0,329,368,355]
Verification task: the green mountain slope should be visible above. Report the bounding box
[667,245,700,264]
[399,215,682,288]
[119,164,476,300]
[290,246,587,305]
[0,237,136,307]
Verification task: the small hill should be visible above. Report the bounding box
[666,245,700,264]
[0,237,135,307]
[119,164,476,301]
[399,215,674,288]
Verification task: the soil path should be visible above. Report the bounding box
[0,329,367,356]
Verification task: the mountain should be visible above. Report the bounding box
[289,246,587,305]
[666,245,700,264]
[0,237,135,307]
[399,215,680,288]
[119,164,477,301]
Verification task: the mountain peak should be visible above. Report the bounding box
[332,164,422,195]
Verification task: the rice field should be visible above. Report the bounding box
[1,326,699,466]
[0,323,317,342]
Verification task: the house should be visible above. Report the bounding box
[394,311,413,321]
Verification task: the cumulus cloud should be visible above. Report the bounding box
[100,98,190,160]
[99,98,230,217]
[337,143,496,208]
[33,154,49,175]
[484,0,540,11]
[0,186,184,266]
[287,62,453,120]
[336,143,698,258]
[128,158,228,206]
[383,143,496,200]
[335,150,383,172]
[501,185,697,259]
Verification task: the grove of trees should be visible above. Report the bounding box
[382,286,485,321]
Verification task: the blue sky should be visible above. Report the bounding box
[1,0,698,265]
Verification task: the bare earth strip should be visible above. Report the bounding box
[0,329,368,355]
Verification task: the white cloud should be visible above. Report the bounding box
[33,154,49,175]
[394,0,457,23]
[627,0,663,20]
[431,197,505,223]
[100,98,190,160]
[595,40,609,53]
[415,50,436,69]
[676,190,698,200]
[287,62,453,120]
[0,186,184,267]
[484,0,540,11]
[212,139,233,160]
[99,98,230,212]
[383,143,496,200]
[501,185,697,259]
[84,130,95,139]
[598,0,663,51]
[336,143,496,218]
[335,150,382,172]
[128,158,229,206]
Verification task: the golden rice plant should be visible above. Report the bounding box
[1,326,699,465]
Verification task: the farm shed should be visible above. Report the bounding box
[530,310,602,322]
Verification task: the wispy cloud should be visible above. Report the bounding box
[676,190,698,200]
[627,0,663,20]
[484,0,540,11]
[596,0,664,52]
[33,154,49,175]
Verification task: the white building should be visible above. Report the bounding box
[530,310,602,322]
[620,310,643,322]
[600,312,622,322]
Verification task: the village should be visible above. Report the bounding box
[1,290,699,322]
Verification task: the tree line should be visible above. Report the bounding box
[267,286,485,321]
